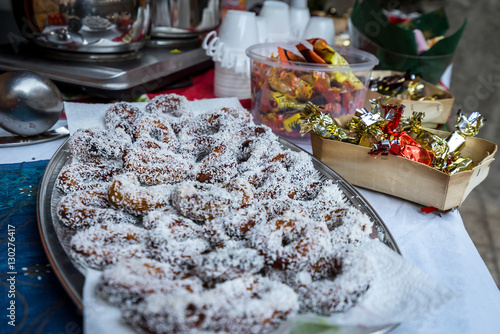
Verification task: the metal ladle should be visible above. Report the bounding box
[0,71,64,137]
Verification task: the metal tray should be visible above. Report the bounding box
[0,126,69,148]
[0,44,212,100]
[37,137,400,331]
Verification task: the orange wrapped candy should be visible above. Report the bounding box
[249,41,367,139]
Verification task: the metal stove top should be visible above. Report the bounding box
[0,42,212,100]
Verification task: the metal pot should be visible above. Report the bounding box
[11,0,151,54]
[151,0,220,39]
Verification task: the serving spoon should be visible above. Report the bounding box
[0,71,64,137]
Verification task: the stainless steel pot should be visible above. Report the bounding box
[151,0,220,39]
[11,0,151,53]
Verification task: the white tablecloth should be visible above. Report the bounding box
[2,100,499,334]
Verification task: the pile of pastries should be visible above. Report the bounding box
[55,94,377,334]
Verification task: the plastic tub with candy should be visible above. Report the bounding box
[245,41,379,143]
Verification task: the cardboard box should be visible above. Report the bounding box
[365,70,455,128]
[310,129,497,211]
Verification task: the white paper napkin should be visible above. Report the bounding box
[64,98,243,134]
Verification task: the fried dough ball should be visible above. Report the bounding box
[57,188,137,229]
[69,128,131,164]
[208,205,267,240]
[183,136,237,184]
[146,210,210,267]
[208,276,299,333]
[108,172,172,215]
[145,94,192,136]
[105,102,144,136]
[291,249,375,314]
[122,289,210,334]
[133,115,179,151]
[70,223,148,269]
[287,180,323,201]
[223,177,255,208]
[171,182,232,221]
[96,258,203,306]
[249,210,332,271]
[220,106,253,124]
[122,147,194,185]
[181,108,250,139]
[56,162,120,193]
[235,125,275,163]
[193,241,265,285]
[146,93,191,118]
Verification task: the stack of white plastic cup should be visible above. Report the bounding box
[256,1,334,44]
[258,0,293,42]
[214,62,252,99]
[202,10,259,99]
[303,16,336,45]
[289,0,310,39]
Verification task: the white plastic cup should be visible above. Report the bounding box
[202,10,258,72]
[291,0,308,8]
[290,7,310,39]
[218,10,259,51]
[259,0,292,42]
[302,16,335,45]
[256,16,268,43]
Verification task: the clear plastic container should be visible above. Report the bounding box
[246,42,378,142]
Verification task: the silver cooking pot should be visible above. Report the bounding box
[151,0,221,39]
[11,0,151,53]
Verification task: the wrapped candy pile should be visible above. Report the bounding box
[249,38,371,138]
[300,99,486,175]
[369,71,449,101]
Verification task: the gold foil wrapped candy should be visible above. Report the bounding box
[300,101,486,175]
[300,102,349,141]
[455,110,485,137]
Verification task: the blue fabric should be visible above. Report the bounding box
[0,160,82,333]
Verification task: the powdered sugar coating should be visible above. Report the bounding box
[55,94,381,333]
